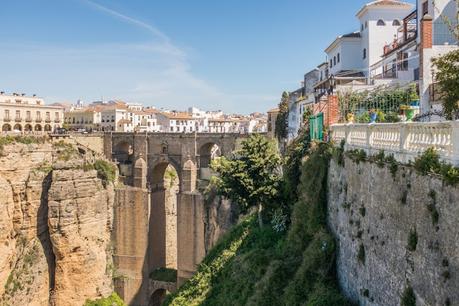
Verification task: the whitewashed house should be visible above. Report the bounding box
[316,0,414,95]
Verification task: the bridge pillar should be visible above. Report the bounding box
[149,186,167,270]
[176,192,205,286]
[113,187,151,306]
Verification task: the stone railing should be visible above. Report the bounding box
[330,121,459,165]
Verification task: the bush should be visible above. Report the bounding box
[413,148,441,175]
[346,149,367,164]
[84,293,126,306]
[93,160,117,184]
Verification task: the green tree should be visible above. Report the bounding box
[275,91,289,140]
[211,134,282,227]
[432,50,459,119]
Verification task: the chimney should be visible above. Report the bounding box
[420,14,433,79]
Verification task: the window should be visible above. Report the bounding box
[46,112,50,120]
[4,110,9,119]
[26,111,31,120]
[397,52,409,71]
[377,19,386,26]
[333,56,336,65]
[422,1,428,16]
[55,112,59,119]
[337,53,340,63]
[393,20,401,26]
[330,59,333,67]
[36,111,41,119]
[361,24,364,31]
[363,48,367,59]
[365,21,368,29]
[15,110,20,119]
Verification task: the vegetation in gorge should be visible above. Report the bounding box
[165,135,353,306]
[83,293,126,306]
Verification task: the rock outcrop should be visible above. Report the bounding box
[0,140,116,306]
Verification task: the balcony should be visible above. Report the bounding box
[54,119,61,123]
[25,118,32,122]
[383,11,417,56]
[15,117,22,122]
[3,117,11,122]
[45,119,51,123]
[36,118,42,123]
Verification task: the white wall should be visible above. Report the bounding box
[360,6,414,74]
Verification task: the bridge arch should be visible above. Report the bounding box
[149,288,167,306]
[149,161,180,271]
[114,141,134,164]
[198,142,221,168]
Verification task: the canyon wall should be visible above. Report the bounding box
[328,157,459,306]
[0,141,116,306]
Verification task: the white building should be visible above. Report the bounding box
[323,0,413,87]
[0,92,64,133]
[157,112,198,133]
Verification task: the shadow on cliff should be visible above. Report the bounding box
[37,171,56,304]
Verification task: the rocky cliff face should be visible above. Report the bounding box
[0,140,116,306]
[328,157,459,306]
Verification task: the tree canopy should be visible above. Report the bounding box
[210,134,282,225]
[432,49,459,120]
[275,91,289,140]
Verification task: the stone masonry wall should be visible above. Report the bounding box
[328,157,459,306]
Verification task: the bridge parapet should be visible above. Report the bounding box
[331,121,459,165]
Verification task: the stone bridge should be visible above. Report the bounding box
[104,132,246,306]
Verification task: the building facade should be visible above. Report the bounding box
[0,93,64,133]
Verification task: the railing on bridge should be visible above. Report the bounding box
[330,121,459,165]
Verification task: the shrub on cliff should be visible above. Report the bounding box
[84,293,126,306]
[93,160,117,184]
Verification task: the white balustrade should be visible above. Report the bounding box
[330,121,459,165]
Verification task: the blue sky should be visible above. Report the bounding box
[0,0,415,114]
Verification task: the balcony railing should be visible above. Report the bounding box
[36,118,42,123]
[25,118,32,122]
[3,118,11,122]
[15,117,22,122]
[45,118,51,123]
[330,121,459,165]
[383,31,416,55]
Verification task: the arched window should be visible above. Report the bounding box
[363,48,367,59]
[377,19,386,26]
[392,20,401,26]
[337,53,340,63]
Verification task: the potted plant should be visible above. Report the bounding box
[346,112,355,123]
[400,104,415,121]
[369,109,377,123]
[409,84,420,107]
